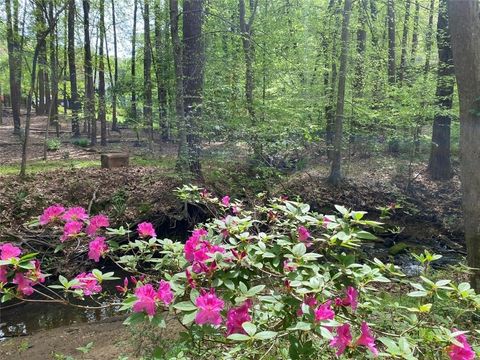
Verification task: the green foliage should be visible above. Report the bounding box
[46,138,61,152]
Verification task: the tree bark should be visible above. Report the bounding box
[98,0,107,146]
[410,0,419,66]
[448,0,480,291]
[48,0,58,128]
[144,0,153,142]
[398,0,411,84]
[130,0,138,122]
[5,0,22,134]
[111,0,119,131]
[68,0,80,137]
[428,0,454,180]
[328,0,352,185]
[154,0,168,139]
[183,0,205,177]
[83,0,96,145]
[387,0,396,84]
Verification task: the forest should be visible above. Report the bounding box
[1,0,480,359]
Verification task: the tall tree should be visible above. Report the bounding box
[83,0,96,145]
[328,0,352,185]
[398,0,411,83]
[239,0,258,120]
[428,0,454,180]
[48,0,58,128]
[98,0,107,146]
[448,0,480,291]
[130,0,138,122]
[169,0,188,173]
[5,0,22,134]
[387,0,396,84]
[111,0,119,131]
[35,1,48,116]
[354,0,367,97]
[68,0,80,137]
[144,0,153,141]
[154,0,168,139]
[183,0,205,177]
[424,0,435,74]
[410,0,420,66]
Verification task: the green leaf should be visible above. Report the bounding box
[407,290,428,297]
[288,322,311,331]
[292,243,306,257]
[247,285,265,296]
[227,333,251,342]
[254,331,277,340]
[173,301,197,312]
[242,322,257,337]
[181,311,197,325]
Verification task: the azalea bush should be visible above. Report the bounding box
[0,185,479,359]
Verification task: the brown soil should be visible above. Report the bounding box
[0,316,136,360]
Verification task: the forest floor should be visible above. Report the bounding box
[0,112,465,358]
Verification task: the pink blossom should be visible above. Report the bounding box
[39,204,65,225]
[221,195,230,207]
[283,259,297,272]
[0,243,22,260]
[297,294,318,316]
[356,322,378,357]
[226,300,252,335]
[13,273,35,296]
[297,226,310,245]
[88,237,108,262]
[0,266,7,282]
[137,222,156,238]
[157,280,174,305]
[184,229,224,273]
[116,277,130,294]
[195,289,224,326]
[61,221,83,242]
[71,272,102,296]
[314,300,335,322]
[186,268,197,288]
[28,260,46,283]
[329,323,352,356]
[448,330,475,360]
[86,214,110,236]
[62,207,88,222]
[133,284,158,316]
[322,216,332,228]
[337,286,359,311]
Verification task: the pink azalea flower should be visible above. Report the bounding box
[137,222,156,238]
[186,268,197,289]
[226,299,252,335]
[88,237,108,262]
[221,195,230,207]
[28,260,46,283]
[297,294,318,316]
[338,286,359,311]
[329,323,352,356]
[322,216,332,228]
[0,266,7,282]
[314,300,335,322]
[62,207,88,222]
[39,204,65,225]
[356,322,378,357]
[116,277,130,294]
[86,214,110,236]
[157,280,174,305]
[0,243,22,260]
[448,329,475,360]
[195,289,225,326]
[61,221,83,242]
[184,229,224,273]
[133,284,158,316]
[283,259,297,273]
[13,273,35,296]
[71,272,102,296]
[298,226,311,246]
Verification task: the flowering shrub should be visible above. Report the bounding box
[0,185,479,359]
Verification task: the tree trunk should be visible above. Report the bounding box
[111,0,119,131]
[387,0,396,84]
[83,0,96,145]
[410,0,419,66]
[130,0,138,122]
[68,0,80,137]
[354,0,366,97]
[169,0,188,173]
[98,0,107,146]
[239,0,257,120]
[398,0,411,84]
[448,0,480,291]
[154,0,168,139]
[48,0,58,128]
[144,0,153,142]
[5,0,22,134]
[328,0,352,185]
[183,0,205,177]
[428,0,454,180]
[424,0,436,75]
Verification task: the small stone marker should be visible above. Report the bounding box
[101,153,129,169]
